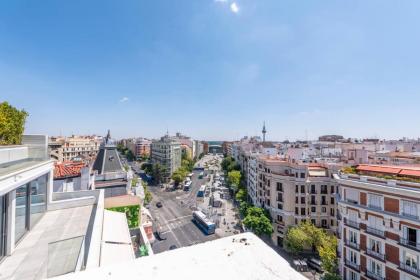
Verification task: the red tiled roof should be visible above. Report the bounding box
[399,169,420,177]
[356,164,420,179]
[356,165,402,175]
[54,161,86,179]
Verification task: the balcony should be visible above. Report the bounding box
[321,190,328,195]
[402,212,419,220]
[321,202,328,206]
[345,259,360,271]
[310,190,317,194]
[365,270,385,280]
[399,262,420,277]
[345,239,360,250]
[368,204,383,211]
[366,226,385,238]
[276,198,283,203]
[366,248,385,261]
[399,237,420,252]
[346,199,359,205]
[344,218,360,229]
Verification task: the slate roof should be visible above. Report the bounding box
[92,146,124,175]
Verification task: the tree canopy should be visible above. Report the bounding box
[0,102,28,145]
[227,170,241,192]
[242,206,273,236]
[284,222,338,274]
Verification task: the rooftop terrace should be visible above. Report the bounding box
[342,164,420,184]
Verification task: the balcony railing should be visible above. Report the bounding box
[321,190,328,194]
[344,218,360,229]
[366,248,385,261]
[368,204,383,211]
[402,212,419,220]
[310,190,317,194]
[399,262,420,277]
[365,270,385,280]
[346,199,359,205]
[345,239,360,250]
[345,259,360,271]
[366,226,385,238]
[400,237,420,251]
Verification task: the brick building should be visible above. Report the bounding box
[337,164,420,280]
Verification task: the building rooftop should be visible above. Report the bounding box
[54,161,87,179]
[0,205,94,280]
[0,135,51,178]
[53,232,306,280]
[342,164,420,182]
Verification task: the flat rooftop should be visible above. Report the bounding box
[0,205,94,280]
[53,232,307,280]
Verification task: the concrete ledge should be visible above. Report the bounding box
[85,190,104,269]
[48,196,96,211]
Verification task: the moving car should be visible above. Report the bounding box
[156,201,163,208]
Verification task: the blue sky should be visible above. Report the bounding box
[1,0,419,141]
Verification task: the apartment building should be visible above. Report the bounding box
[150,135,182,181]
[127,138,151,159]
[256,156,338,247]
[49,135,101,162]
[247,152,259,206]
[337,164,420,280]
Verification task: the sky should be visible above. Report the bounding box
[1,0,420,141]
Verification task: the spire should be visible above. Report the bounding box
[262,121,267,143]
[105,129,111,144]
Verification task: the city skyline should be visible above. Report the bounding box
[1,0,420,140]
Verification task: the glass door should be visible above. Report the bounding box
[0,194,7,259]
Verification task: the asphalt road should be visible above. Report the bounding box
[148,170,217,254]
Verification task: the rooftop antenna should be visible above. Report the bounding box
[262,121,267,143]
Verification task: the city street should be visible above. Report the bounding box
[147,170,218,253]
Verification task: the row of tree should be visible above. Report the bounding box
[116,144,136,161]
[172,153,195,185]
[222,156,273,236]
[284,222,339,279]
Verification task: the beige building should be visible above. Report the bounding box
[150,135,182,182]
[49,135,101,162]
[337,164,420,280]
[255,156,339,247]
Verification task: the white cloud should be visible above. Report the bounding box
[230,2,239,13]
[119,97,129,103]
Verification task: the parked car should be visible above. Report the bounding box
[156,201,163,208]
[292,259,308,272]
[307,258,323,273]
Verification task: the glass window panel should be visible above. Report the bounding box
[30,174,48,228]
[15,185,28,243]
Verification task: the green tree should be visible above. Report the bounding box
[227,170,241,192]
[322,273,341,280]
[144,185,152,205]
[152,163,166,184]
[131,177,139,187]
[142,163,153,175]
[235,188,247,202]
[284,226,312,255]
[284,222,338,274]
[242,206,273,236]
[318,234,338,274]
[172,171,184,185]
[221,156,234,171]
[0,102,28,145]
[239,201,250,217]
